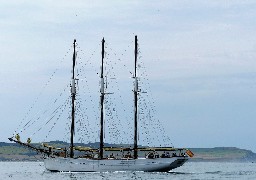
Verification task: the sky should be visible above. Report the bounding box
[1,0,256,151]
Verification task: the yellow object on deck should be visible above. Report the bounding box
[186,150,194,157]
[15,134,20,142]
[27,138,31,144]
[74,146,92,151]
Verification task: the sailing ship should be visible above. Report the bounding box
[9,36,193,172]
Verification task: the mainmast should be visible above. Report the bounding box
[70,39,76,158]
[99,38,105,159]
[134,35,138,159]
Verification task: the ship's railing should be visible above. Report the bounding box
[8,137,194,159]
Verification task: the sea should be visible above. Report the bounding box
[1,161,256,180]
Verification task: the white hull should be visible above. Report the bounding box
[44,156,188,172]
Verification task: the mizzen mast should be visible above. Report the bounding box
[134,35,138,159]
[99,38,105,159]
[70,39,76,158]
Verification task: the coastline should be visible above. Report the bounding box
[1,142,256,162]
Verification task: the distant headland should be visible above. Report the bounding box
[1,141,256,162]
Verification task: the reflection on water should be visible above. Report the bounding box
[1,161,256,180]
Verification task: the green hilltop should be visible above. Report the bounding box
[189,147,256,162]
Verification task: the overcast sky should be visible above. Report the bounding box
[1,0,256,151]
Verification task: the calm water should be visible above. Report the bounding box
[1,161,256,179]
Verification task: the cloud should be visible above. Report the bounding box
[1,0,256,151]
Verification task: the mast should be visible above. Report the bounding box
[134,35,138,159]
[99,38,105,159]
[70,39,76,158]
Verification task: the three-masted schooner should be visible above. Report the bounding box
[9,36,193,172]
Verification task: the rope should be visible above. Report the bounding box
[13,46,73,136]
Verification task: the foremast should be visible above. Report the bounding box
[99,38,105,159]
[134,35,139,159]
[70,39,77,158]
